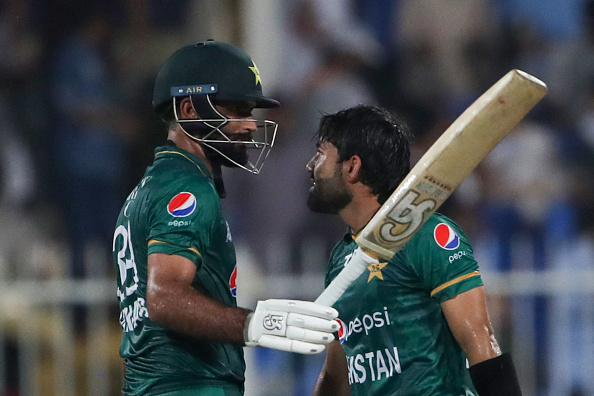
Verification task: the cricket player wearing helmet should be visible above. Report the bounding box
[113,40,338,396]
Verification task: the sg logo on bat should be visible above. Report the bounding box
[378,189,436,244]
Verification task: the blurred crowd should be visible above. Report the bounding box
[1,0,594,395]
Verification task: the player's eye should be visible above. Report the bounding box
[232,105,253,117]
[216,101,255,118]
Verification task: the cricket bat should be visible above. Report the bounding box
[315,69,547,307]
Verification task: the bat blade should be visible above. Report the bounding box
[356,69,546,259]
[315,69,546,306]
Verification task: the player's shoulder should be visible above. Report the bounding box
[400,212,478,286]
[418,213,466,238]
[150,149,216,190]
[151,151,208,179]
[142,175,220,230]
[404,212,471,254]
[145,161,219,216]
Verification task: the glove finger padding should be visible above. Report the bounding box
[286,326,335,344]
[287,312,339,332]
[258,335,326,354]
[258,299,338,319]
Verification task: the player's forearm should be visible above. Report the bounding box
[313,371,350,396]
[441,286,502,366]
[146,283,250,344]
[313,340,350,396]
[464,331,501,366]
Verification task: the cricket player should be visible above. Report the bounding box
[113,40,338,396]
[308,105,522,395]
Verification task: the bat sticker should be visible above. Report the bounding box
[378,190,436,244]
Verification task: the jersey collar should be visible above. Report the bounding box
[153,144,211,179]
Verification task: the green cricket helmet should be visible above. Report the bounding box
[152,40,279,179]
[152,40,280,114]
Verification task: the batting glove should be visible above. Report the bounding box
[244,299,339,354]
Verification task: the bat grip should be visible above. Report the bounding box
[314,247,376,306]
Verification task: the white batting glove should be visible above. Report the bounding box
[244,299,339,354]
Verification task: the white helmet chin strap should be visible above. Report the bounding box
[173,95,277,174]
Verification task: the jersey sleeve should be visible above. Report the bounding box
[147,176,219,267]
[404,215,483,303]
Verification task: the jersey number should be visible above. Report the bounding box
[113,222,140,302]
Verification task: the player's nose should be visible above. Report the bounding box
[306,157,315,173]
[239,118,257,133]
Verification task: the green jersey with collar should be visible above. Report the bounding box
[113,145,244,396]
[325,213,481,396]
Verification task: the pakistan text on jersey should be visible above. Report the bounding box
[347,347,402,385]
[120,297,149,332]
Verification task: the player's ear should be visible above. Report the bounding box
[343,155,363,183]
[179,97,198,119]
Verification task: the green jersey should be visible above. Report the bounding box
[326,213,482,396]
[113,144,244,396]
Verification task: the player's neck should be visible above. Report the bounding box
[340,192,381,235]
[168,128,213,173]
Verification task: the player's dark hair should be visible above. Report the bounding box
[162,106,179,129]
[315,105,411,204]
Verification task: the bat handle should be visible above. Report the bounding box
[315,247,377,306]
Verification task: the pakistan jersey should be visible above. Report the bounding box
[326,213,482,396]
[113,144,244,395]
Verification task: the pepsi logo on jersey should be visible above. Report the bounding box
[167,192,197,217]
[229,265,238,297]
[433,223,460,250]
[337,307,392,344]
[337,318,348,344]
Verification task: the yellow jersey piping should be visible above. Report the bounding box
[430,270,480,297]
[148,239,201,256]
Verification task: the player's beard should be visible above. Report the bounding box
[207,140,248,168]
[307,164,353,214]
[183,120,251,168]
